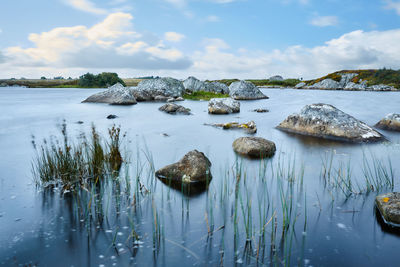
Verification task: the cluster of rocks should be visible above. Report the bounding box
[83,77,268,106]
[295,73,397,91]
[159,103,191,115]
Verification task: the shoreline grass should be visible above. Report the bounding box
[183,91,229,100]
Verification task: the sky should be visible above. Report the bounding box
[1,0,400,79]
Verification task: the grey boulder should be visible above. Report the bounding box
[376,192,400,226]
[155,150,212,183]
[277,103,384,143]
[183,76,206,92]
[159,103,191,115]
[208,98,240,114]
[82,83,137,105]
[134,77,185,99]
[233,137,276,158]
[375,113,400,131]
[229,80,268,100]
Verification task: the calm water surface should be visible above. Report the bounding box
[0,87,399,266]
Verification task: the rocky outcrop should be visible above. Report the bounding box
[277,103,384,142]
[130,77,185,102]
[183,77,229,94]
[159,103,191,115]
[232,137,276,158]
[269,75,284,81]
[205,121,257,134]
[376,192,400,226]
[82,83,137,105]
[155,150,212,183]
[295,72,397,91]
[208,98,240,114]
[229,81,268,100]
[375,113,400,131]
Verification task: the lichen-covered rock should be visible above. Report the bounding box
[375,113,400,131]
[82,83,137,105]
[129,87,153,101]
[338,73,358,87]
[183,76,206,92]
[233,137,276,158]
[229,81,268,100]
[205,81,229,94]
[136,77,185,98]
[368,84,395,91]
[344,81,367,90]
[295,82,306,89]
[205,121,257,134]
[208,98,240,114]
[159,103,191,115]
[376,192,400,226]
[307,79,340,90]
[155,150,212,183]
[277,103,384,142]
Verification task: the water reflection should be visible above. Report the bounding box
[158,177,210,197]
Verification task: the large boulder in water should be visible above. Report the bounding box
[155,150,212,183]
[82,83,137,105]
[277,103,384,142]
[376,192,400,226]
[134,77,185,99]
[205,82,229,94]
[229,80,268,100]
[375,113,400,131]
[208,98,240,114]
[233,137,276,158]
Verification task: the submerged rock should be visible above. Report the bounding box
[82,83,137,105]
[277,103,384,142]
[107,114,118,119]
[208,98,240,114]
[253,108,269,113]
[205,121,257,134]
[159,103,191,115]
[375,113,400,131]
[229,80,268,100]
[376,192,400,226]
[155,150,212,183]
[232,137,276,158]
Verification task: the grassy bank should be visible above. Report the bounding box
[183,91,229,100]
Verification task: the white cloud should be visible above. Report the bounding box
[310,15,338,27]
[64,0,108,15]
[206,15,220,22]
[385,0,400,15]
[2,12,191,73]
[164,32,185,42]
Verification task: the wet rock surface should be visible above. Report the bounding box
[375,113,400,131]
[277,103,384,142]
[82,83,137,105]
[155,150,212,183]
[205,121,257,134]
[232,137,276,158]
[229,80,269,100]
[376,192,400,226]
[208,98,240,114]
[107,114,118,119]
[159,103,191,115]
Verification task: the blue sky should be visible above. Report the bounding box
[1,0,400,79]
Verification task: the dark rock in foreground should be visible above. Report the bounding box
[155,150,212,183]
[205,121,257,134]
[82,83,137,105]
[375,113,400,132]
[208,98,240,114]
[107,114,118,119]
[233,137,276,158]
[159,103,191,115]
[376,192,400,227]
[229,80,268,100]
[277,103,384,143]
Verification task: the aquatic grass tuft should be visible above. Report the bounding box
[32,121,124,192]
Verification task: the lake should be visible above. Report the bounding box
[0,87,399,266]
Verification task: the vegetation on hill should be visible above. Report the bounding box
[78,72,126,88]
[305,68,400,89]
